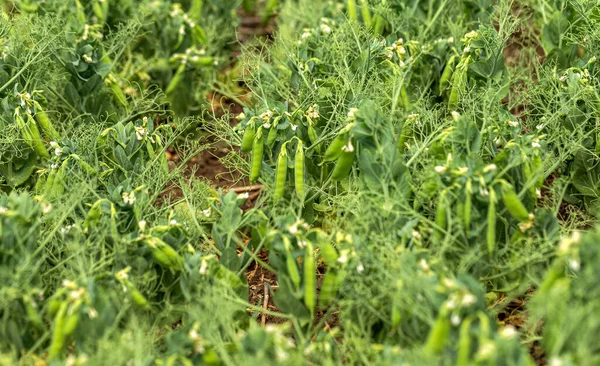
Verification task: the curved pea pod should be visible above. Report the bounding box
[165,63,186,95]
[331,140,355,181]
[273,146,288,201]
[84,199,104,231]
[347,0,358,21]
[92,0,108,24]
[266,119,278,147]
[448,56,470,110]
[131,288,151,310]
[23,295,43,329]
[308,124,318,145]
[323,133,347,163]
[303,241,316,317]
[26,114,50,159]
[439,55,457,96]
[500,182,530,223]
[241,120,256,153]
[432,190,448,244]
[249,127,264,183]
[62,311,79,336]
[295,140,306,200]
[147,237,183,271]
[457,317,475,366]
[33,100,60,141]
[48,302,68,360]
[319,269,339,306]
[487,189,496,257]
[397,119,413,152]
[425,306,450,354]
[189,56,215,68]
[107,77,129,108]
[464,180,472,230]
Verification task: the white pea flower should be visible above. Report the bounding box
[536,188,541,198]
[532,140,541,148]
[434,165,447,174]
[448,37,454,43]
[347,108,358,119]
[199,259,208,275]
[568,258,581,271]
[419,258,430,273]
[297,240,307,249]
[356,262,364,273]
[288,224,298,235]
[483,164,497,173]
[342,140,354,152]
[320,24,331,34]
[462,293,477,306]
[0,207,7,214]
[202,208,211,217]
[237,192,249,200]
[411,230,421,240]
[169,219,177,225]
[337,250,348,264]
[290,124,298,131]
[536,124,544,130]
[451,314,461,326]
[500,325,518,339]
[138,220,147,231]
[508,120,519,128]
[451,111,460,121]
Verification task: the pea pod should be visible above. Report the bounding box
[448,56,470,110]
[241,119,256,153]
[308,124,318,145]
[26,114,50,158]
[284,238,301,290]
[273,145,288,201]
[487,189,496,257]
[249,127,264,183]
[48,302,68,360]
[323,134,347,163]
[531,150,543,189]
[425,306,450,354]
[107,76,129,108]
[319,269,338,306]
[457,317,475,366]
[331,140,355,181]
[303,241,316,317]
[33,101,60,141]
[319,240,338,267]
[146,237,183,271]
[23,295,43,329]
[266,118,279,147]
[130,288,151,310]
[372,14,385,35]
[432,190,448,244]
[439,55,457,96]
[295,140,305,200]
[165,63,186,95]
[62,311,79,336]
[360,0,372,26]
[500,181,530,223]
[521,151,536,200]
[347,0,358,21]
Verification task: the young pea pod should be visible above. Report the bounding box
[425,306,450,354]
[48,302,69,360]
[130,289,151,310]
[33,101,60,141]
[26,114,50,158]
[500,181,530,223]
[106,75,129,108]
[439,55,457,96]
[303,241,316,317]
[347,0,358,21]
[249,127,264,183]
[319,240,339,267]
[319,269,339,306]
[432,190,448,244]
[531,150,543,189]
[267,118,279,147]
[323,133,347,163]
[372,14,385,35]
[448,56,470,110]
[360,0,372,26]
[273,145,288,201]
[165,63,186,95]
[331,139,355,181]
[295,140,305,200]
[23,295,43,329]
[457,317,475,366]
[487,189,496,257]
[308,124,318,145]
[241,119,256,153]
[146,237,184,271]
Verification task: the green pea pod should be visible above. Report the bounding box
[62,312,79,336]
[464,180,472,230]
[500,182,530,223]
[273,146,288,201]
[23,296,43,329]
[267,119,278,147]
[75,0,86,23]
[108,78,129,108]
[308,124,318,145]
[303,241,316,317]
[26,114,50,158]
[241,120,256,153]
[372,14,385,35]
[399,84,411,110]
[48,302,68,360]
[360,0,371,26]
[319,240,338,267]
[487,189,496,257]
[331,141,355,181]
[147,237,183,270]
[131,288,151,310]
[521,152,536,200]
[319,269,338,306]
[425,307,450,354]
[295,140,305,200]
[165,63,186,95]
[284,238,301,290]
[391,301,402,329]
[33,102,60,141]
[347,0,358,21]
[323,134,347,163]
[448,56,470,110]
[249,127,264,183]
[439,55,457,96]
[457,317,474,366]
[432,190,448,244]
